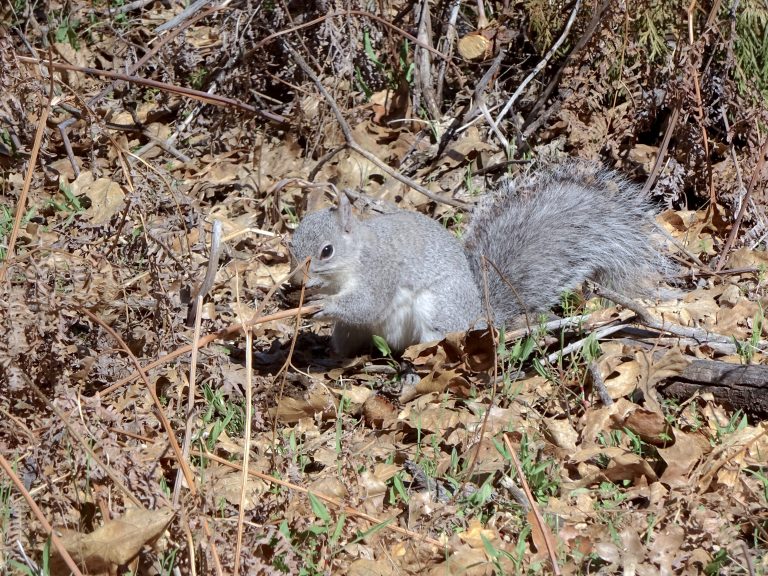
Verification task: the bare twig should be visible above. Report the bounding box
[589,361,614,406]
[503,435,561,575]
[592,283,764,350]
[464,255,500,482]
[465,51,509,150]
[716,134,768,271]
[156,0,215,32]
[414,0,440,120]
[480,102,509,151]
[174,221,223,506]
[639,105,716,273]
[545,324,627,364]
[234,270,253,576]
[202,518,225,575]
[17,2,240,176]
[111,0,154,14]
[686,2,716,207]
[23,375,145,509]
[0,453,84,576]
[133,128,192,163]
[195,449,445,548]
[495,0,582,126]
[0,53,51,283]
[16,56,286,123]
[79,307,198,496]
[253,10,451,63]
[308,145,347,181]
[98,304,321,397]
[720,107,753,240]
[523,0,609,138]
[186,221,224,327]
[283,40,468,209]
[435,0,462,105]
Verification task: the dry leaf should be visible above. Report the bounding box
[657,431,708,487]
[272,385,338,423]
[79,177,126,225]
[649,524,685,575]
[210,467,269,508]
[458,519,498,548]
[458,33,492,60]
[347,559,397,576]
[51,508,173,575]
[620,408,674,446]
[636,348,688,413]
[362,394,398,427]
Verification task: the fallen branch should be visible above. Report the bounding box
[16,56,286,123]
[662,359,768,415]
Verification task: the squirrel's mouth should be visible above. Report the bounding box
[304,278,325,290]
[302,276,339,297]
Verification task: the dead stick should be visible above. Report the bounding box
[16,56,285,123]
[196,449,445,549]
[283,41,468,209]
[97,305,321,397]
[80,307,198,496]
[0,453,84,576]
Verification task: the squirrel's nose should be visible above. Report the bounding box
[289,256,313,287]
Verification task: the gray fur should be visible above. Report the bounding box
[290,195,482,355]
[463,160,664,324]
[290,161,666,354]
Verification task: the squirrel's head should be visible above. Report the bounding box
[289,194,359,292]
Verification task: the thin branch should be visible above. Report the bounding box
[522,0,608,137]
[435,0,462,105]
[716,134,768,271]
[283,40,468,209]
[591,283,763,350]
[24,376,145,509]
[186,221,224,327]
[195,449,445,548]
[234,269,253,576]
[0,54,52,283]
[16,56,286,123]
[156,0,214,32]
[415,0,440,120]
[495,0,582,126]
[545,324,627,364]
[80,307,199,496]
[589,361,614,406]
[252,9,451,63]
[0,453,84,576]
[503,435,562,575]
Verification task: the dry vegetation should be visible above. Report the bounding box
[1,0,768,574]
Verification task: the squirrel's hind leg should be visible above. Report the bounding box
[331,322,374,356]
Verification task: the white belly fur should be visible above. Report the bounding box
[371,286,441,350]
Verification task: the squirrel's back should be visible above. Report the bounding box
[464,160,665,324]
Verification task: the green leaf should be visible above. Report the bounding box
[351,517,395,543]
[372,335,391,356]
[363,30,382,67]
[308,492,332,523]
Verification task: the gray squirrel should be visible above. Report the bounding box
[290,160,665,355]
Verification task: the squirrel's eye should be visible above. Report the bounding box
[320,244,334,259]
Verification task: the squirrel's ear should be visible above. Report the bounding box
[337,194,355,233]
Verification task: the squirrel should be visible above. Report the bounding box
[289,160,666,356]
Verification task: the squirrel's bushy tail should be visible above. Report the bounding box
[463,160,668,324]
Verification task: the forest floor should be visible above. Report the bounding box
[1,0,767,574]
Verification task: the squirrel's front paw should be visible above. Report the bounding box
[302,294,334,319]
